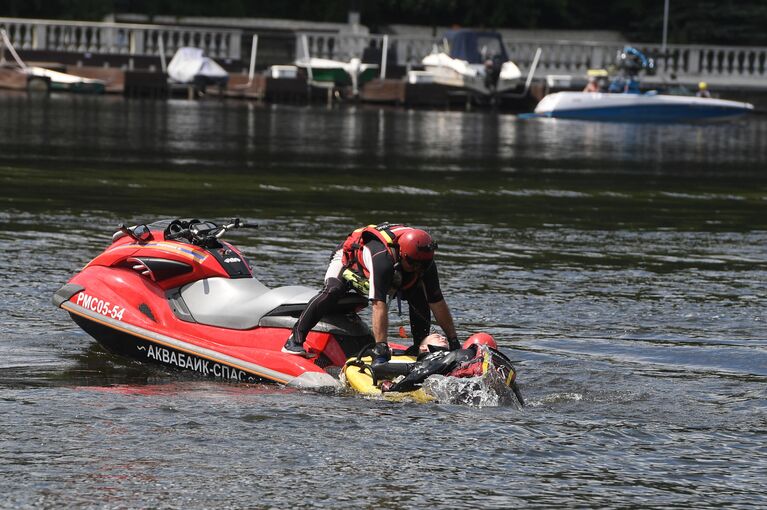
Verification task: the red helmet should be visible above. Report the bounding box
[462,332,497,350]
[398,228,437,264]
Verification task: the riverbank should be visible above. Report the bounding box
[3,15,767,111]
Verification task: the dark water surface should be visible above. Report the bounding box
[1,92,766,508]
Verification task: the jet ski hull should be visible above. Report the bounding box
[62,296,348,388]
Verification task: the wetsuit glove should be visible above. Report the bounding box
[447,336,461,351]
[371,342,392,365]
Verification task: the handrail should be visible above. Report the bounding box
[0,16,241,34]
[0,16,242,59]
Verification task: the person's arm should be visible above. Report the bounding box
[421,261,459,348]
[385,351,457,392]
[371,299,389,343]
[430,299,457,342]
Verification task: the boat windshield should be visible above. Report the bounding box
[444,30,509,64]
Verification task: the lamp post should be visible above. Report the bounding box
[662,0,670,55]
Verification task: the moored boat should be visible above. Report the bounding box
[1,29,105,93]
[167,46,229,91]
[534,90,754,122]
[416,29,522,96]
[294,56,378,97]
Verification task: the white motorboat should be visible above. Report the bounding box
[534,91,754,122]
[534,46,754,122]
[417,29,522,96]
[294,57,378,94]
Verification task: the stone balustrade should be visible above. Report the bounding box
[298,31,767,87]
[0,17,241,59]
[510,40,767,82]
[2,16,765,88]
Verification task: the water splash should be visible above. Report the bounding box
[422,370,521,408]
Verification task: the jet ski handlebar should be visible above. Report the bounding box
[163,218,257,247]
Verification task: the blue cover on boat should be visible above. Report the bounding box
[442,30,509,64]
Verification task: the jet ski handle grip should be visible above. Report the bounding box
[214,219,258,238]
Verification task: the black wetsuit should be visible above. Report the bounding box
[292,239,445,346]
[380,348,476,392]
[377,346,518,394]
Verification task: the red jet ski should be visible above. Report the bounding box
[53,218,376,389]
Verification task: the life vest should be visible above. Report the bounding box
[341,223,419,290]
[447,347,517,387]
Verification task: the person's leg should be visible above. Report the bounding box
[283,250,346,356]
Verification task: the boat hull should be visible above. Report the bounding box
[534,91,754,122]
[295,58,378,86]
[421,61,520,96]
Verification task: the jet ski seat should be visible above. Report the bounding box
[175,277,367,330]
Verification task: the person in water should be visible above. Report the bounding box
[378,332,517,394]
[696,81,712,98]
[282,223,459,362]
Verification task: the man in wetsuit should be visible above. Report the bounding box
[282,223,459,361]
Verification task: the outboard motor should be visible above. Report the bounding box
[484,54,503,91]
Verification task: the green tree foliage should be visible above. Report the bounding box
[4,0,767,46]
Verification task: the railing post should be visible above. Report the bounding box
[228,31,240,59]
[158,32,166,72]
[689,48,701,74]
[133,29,145,55]
[380,34,389,79]
[33,24,46,49]
[77,26,87,52]
[590,45,602,70]
[246,34,258,84]
[22,23,33,49]
[101,25,111,53]
[302,34,313,80]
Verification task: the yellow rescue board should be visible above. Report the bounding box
[343,355,434,403]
